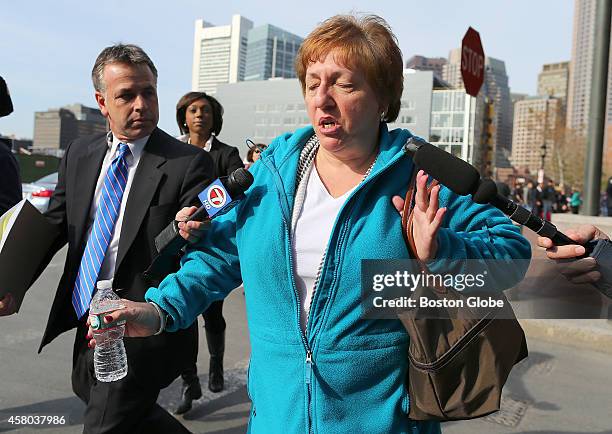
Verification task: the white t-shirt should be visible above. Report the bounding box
[293,165,356,332]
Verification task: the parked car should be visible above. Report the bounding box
[22,172,58,212]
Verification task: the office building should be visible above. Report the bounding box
[405,55,447,80]
[244,24,303,81]
[442,48,513,169]
[33,104,106,150]
[216,71,434,157]
[511,96,562,175]
[537,62,570,103]
[430,88,486,168]
[192,15,253,94]
[566,0,612,129]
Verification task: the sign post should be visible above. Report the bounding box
[461,27,485,97]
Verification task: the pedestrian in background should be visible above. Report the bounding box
[245,143,267,170]
[570,188,582,214]
[605,177,612,217]
[174,91,244,414]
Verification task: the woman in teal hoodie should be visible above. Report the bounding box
[91,15,531,433]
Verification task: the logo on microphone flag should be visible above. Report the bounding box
[198,179,233,218]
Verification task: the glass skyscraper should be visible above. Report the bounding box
[244,24,303,81]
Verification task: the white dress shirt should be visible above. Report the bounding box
[86,132,148,281]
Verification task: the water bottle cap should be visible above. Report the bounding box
[96,279,113,290]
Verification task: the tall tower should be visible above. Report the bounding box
[566,0,612,131]
[191,15,253,94]
[244,24,303,81]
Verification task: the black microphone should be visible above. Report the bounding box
[404,137,590,251]
[473,179,577,246]
[406,136,480,196]
[144,168,254,281]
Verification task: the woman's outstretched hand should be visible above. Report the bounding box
[392,170,446,261]
[86,300,162,348]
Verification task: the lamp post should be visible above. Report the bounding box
[538,143,547,184]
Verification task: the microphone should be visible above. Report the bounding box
[407,137,480,196]
[404,136,589,251]
[473,179,578,246]
[144,168,254,281]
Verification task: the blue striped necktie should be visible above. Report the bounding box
[72,143,131,319]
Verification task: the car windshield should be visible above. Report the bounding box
[36,172,58,184]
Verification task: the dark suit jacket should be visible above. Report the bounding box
[38,127,214,388]
[0,139,21,215]
[208,137,244,178]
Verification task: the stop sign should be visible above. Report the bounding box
[461,27,485,97]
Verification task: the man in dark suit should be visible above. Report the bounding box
[0,44,213,433]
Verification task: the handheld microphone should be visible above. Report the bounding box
[404,136,588,251]
[473,179,578,246]
[144,168,254,281]
[407,137,481,196]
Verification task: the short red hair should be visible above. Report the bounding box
[295,14,403,123]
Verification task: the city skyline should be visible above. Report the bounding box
[0,1,573,140]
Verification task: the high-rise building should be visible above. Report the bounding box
[33,104,106,150]
[537,62,570,104]
[511,96,562,175]
[244,24,303,81]
[405,55,447,79]
[511,93,529,104]
[442,48,513,169]
[191,15,253,94]
[566,0,601,130]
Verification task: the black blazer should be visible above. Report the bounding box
[38,127,214,388]
[208,137,244,178]
[0,140,21,214]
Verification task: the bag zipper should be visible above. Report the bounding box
[408,313,495,372]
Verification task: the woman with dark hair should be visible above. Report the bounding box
[606,177,612,217]
[245,143,268,169]
[174,91,244,414]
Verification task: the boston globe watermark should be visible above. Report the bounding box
[361,259,531,320]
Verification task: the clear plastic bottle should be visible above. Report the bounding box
[89,279,128,382]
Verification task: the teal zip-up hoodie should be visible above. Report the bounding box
[146,125,531,433]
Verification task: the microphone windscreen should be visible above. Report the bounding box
[227,168,254,196]
[413,143,480,195]
[472,178,498,204]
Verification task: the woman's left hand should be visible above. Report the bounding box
[392,170,446,261]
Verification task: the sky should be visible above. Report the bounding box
[0,0,574,140]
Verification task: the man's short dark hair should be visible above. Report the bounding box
[92,44,157,93]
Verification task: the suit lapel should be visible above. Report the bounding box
[115,129,166,271]
[73,136,108,248]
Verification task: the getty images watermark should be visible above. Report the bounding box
[360,259,536,320]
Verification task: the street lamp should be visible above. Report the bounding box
[538,143,547,184]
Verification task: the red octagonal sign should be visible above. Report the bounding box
[461,27,485,97]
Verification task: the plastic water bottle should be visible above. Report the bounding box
[89,280,128,382]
